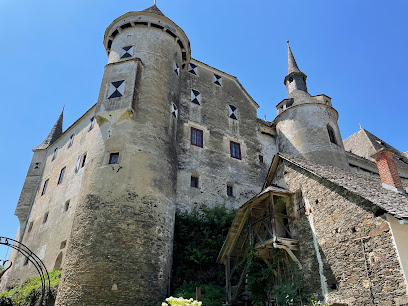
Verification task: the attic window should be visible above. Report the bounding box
[286,101,293,108]
[188,63,198,75]
[108,80,126,99]
[120,46,134,59]
[68,134,74,148]
[190,175,199,188]
[171,103,178,118]
[213,74,222,86]
[327,125,338,144]
[191,89,201,105]
[228,105,238,120]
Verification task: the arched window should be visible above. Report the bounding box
[327,124,337,144]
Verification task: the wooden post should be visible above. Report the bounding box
[225,256,232,305]
[269,193,277,239]
[196,287,201,301]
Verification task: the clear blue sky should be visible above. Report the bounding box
[0,0,407,258]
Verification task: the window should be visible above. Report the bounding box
[43,212,49,224]
[191,89,201,105]
[190,175,199,188]
[34,162,41,169]
[327,125,338,144]
[230,141,241,159]
[259,155,264,163]
[228,105,238,120]
[187,63,198,75]
[52,148,58,161]
[108,80,126,99]
[109,152,120,164]
[120,46,134,59]
[58,167,66,185]
[41,179,49,196]
[88,116,95,131]
[27,221,34,233]
[75,154,86,172]
[81,153,87,168]
[227,184,233,197]
[213,74,222,86]
[191,127,203,148]
[171,103,178,118]
[68,134,75,148]
[64,200,70,212]
[174,62,180,76]
[60,240,67,249]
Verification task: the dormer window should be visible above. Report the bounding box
[327,124,338,145]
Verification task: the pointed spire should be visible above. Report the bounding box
[141,4,165,16]
[287,40,300,74]
[33,108,64,151]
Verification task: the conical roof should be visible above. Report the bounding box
[33,109,64,151]
[287,41,301,74]
[141,4,165,16]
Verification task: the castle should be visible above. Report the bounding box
[2,4,408,305]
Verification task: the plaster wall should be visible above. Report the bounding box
[388,214,408,281]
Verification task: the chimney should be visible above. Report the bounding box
[372,149,406,193]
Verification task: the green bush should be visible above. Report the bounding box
[172,283,224,306]
[0,270,61,306]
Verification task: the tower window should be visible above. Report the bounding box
[191,89,201,105]
[228,105,238,120]
[43,212,49,224]
[190,175,199,188]
[327,125,338,145]
[171,103,178,118]
[191,127,203,148]
[120,46,134,59]
[108,80,126,99]
[259,155,264,163]
[227,184,233,197]
[174,63,180,76]
[213,74,222,86]
[58,167,66,185]
[68,134,75,148]
[188,63,198,75]
[64,200,70,212]
[88,116,95,131]
[81,153,87,168]
[41,179,49,196]
[28,221,34,233]
[52,148,58,161]
[230,141,241,160]
[34,162,41,169]
[109,152,120,165]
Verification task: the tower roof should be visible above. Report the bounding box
[287,41,301,74]
[33,109,64,151]
[141,4,165,16]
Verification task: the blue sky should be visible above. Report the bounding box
[0,0,407,258]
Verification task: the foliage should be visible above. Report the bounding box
[161,296,202,306]
[172,204,236,288]
[172,283,224,306]
[0,270,61,306]
[310,301,329,306]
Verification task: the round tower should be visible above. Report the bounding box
[55,5,190,306]
[274,42,350,171]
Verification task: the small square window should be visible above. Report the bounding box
[43,212,49,224]
[68,134,75,148]
[120,46,134,59]
[64,200,70,212]
[108,80,126,99]
[191,176,199,188]
[213,74,222,86]
[109,152,120,165]
[88,116,95,131]
[259,155,264,163]
[52,148,58,161]
[230,141,241,160]
[191,127,203,148]
[58,167,66,185]
[41,179,49,196]
[227,185,233,197]
[27,221,34,233]
[191,89,201,105]
[188,63,198,75]
[34,162,41,169]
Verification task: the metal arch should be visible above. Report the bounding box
[0,236,51,305]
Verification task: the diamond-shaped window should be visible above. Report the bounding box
[108,80,126,99]
[188,63,198,75]
[228,104,238,120]
[174,63,180,76]
[213,74,222,86]
[171,103,178,118]
[120,46,134,59]
[191,89,201,105]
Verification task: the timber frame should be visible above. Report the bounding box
[217,185,301,305]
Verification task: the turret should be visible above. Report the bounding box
[55,6,189,305]
[274,42,350,171]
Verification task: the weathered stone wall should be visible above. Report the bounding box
[272,160,408,305]
[1,108,96,291]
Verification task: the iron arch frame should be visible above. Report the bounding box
[0,236,50,305]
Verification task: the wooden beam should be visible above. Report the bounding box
[269,193,277,239]
[225,256,232,304]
